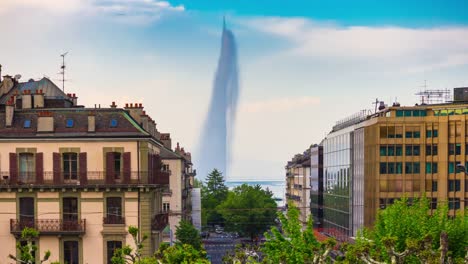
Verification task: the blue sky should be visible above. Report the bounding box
[1,0,468,181]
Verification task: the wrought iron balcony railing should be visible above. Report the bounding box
[0,171,169,187]
[152,212,168,231]
[10,219,86,235]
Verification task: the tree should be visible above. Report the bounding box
[112,226,148,264]
[8,227,55,264]
[202,169,229,226]
[340,197,468,264]
[155,243,209,264]
[222,244,261,264]
[262,203,335,264]
[175,220,202,250]
[217,184,277,240]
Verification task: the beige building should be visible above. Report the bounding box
[0,74,175,263]
[285,148,311,225]
[159,140,196,243]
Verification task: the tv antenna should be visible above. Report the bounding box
[59,52,68,92]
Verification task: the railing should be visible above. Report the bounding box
[0,171,169,187]
[10,219,86,235]
[103,215,125,225]
[152,212,168,231]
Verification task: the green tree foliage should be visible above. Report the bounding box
[217,184,277,240]
[112,226,148,264]
[155,243,209,264]
[222,244,261,264]
[175,220,202,250]
[8,227,55,264]
[202,169,229,226]
[262,203,335,264]
[340,197,468,264]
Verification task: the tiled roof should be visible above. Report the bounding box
[0,78,68,104]
[0,108,150,138]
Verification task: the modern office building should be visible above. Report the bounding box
[317,88,468,240]
[0,74,177,263]
[285,148,311,225]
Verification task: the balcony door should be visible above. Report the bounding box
[105,197,123,224]
[63,153,78,181]
[19,153,34,183]
[63,197,78,230]
[63,240,79,264]
[19,197,35,228]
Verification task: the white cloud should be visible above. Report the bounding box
[241,96,320,113]
[241,17,468,73]
[0,0,184,23]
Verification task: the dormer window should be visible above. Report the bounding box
[24,120,31,128]
[110,119,118,128]
[66,119,74,128]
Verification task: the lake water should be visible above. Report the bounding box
[225,180,285,207]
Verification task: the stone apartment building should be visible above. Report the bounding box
[285,148,311,225]
[0,74,178,263]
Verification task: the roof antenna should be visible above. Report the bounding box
[59,52,68,92]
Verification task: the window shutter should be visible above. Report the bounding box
[36,153,44,184]
[53,152,61,184]
[123,152,131,184]
[79,153,87,185]
[106,152,115,184]
[9,153,17,184]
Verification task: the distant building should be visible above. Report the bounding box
[310,145,323,228]
[285,148,311,225]
[0,73,193,263]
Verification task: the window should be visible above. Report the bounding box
[388,163,395,174]
[466,144,468,155]
[448,180,461,192]
[432,181,438,192]
[413,131,420,138]
[413,146,420,156]
[63,153,78,180]
[63,241,79,264]
[163,202,170,212]
[63,197,78,223]
[404,110,412,117]
[387,146,395,156]
[405,162,420,174]
[110,119,118,128]
[413,162,420,173]
[107,241,122,264]
[426,130,432,138]
[396,110,404,117]
[114,153,122,179]
[448,198,460,210]
[106,197,123,224]
[395,145,403,156]
[405,131,413,138]
[24,120,31,128]
[426,145,438,155]
[19,197,35,227]
[380,163,387,174]
[431,198,437,209]
[449,162,460,174]
[66,119,74,128]
[433,130,438,137]
[406,145,412,156]
[456,144,461,155]
[449,144,461,155]
[19,153,34,182]
[380,146,387,156]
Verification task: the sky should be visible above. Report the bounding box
[1,0,468,181]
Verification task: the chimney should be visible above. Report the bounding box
[110,102,117,108]
[88,112,95,132]
[140,111,149,131]
[5,100,14,127]
[22,90,32,109]
[160,133,172,149]
[0,75,14,98]
[72,93,78,106]
[33,89,44,108]
[124,102,144,123]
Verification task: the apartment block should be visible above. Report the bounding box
[285,148,311,225]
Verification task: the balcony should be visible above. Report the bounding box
[152,212,168,231]
[0,171,169,188]
[10,219,86,235]
[185,169,196,177]
[103,216,125,225]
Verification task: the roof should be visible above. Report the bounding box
[0,108,151,139]
[0,78,68,104]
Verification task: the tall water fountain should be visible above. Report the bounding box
[197,19,239,181]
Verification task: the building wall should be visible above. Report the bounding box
[310,145,323,228]
[162,159,182,243]
[352,127,365,236]
[322,125,354,241]
[0,192,17,264]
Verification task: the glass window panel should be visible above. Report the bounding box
[433,130,438,137]
[380,146,387,156]
[412,110,420,116]
[388,163,395,174]
[406,146,413,156]
[404,110,412,117]
[395,145,403,156]
[426,162,432,173]
[396,162,403,174]
[413,146,420,156]
[405,131,413,138]
[426,130,432,138]
[396,110,404,117]
[387,146,395,156]
[413,162,420,174]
